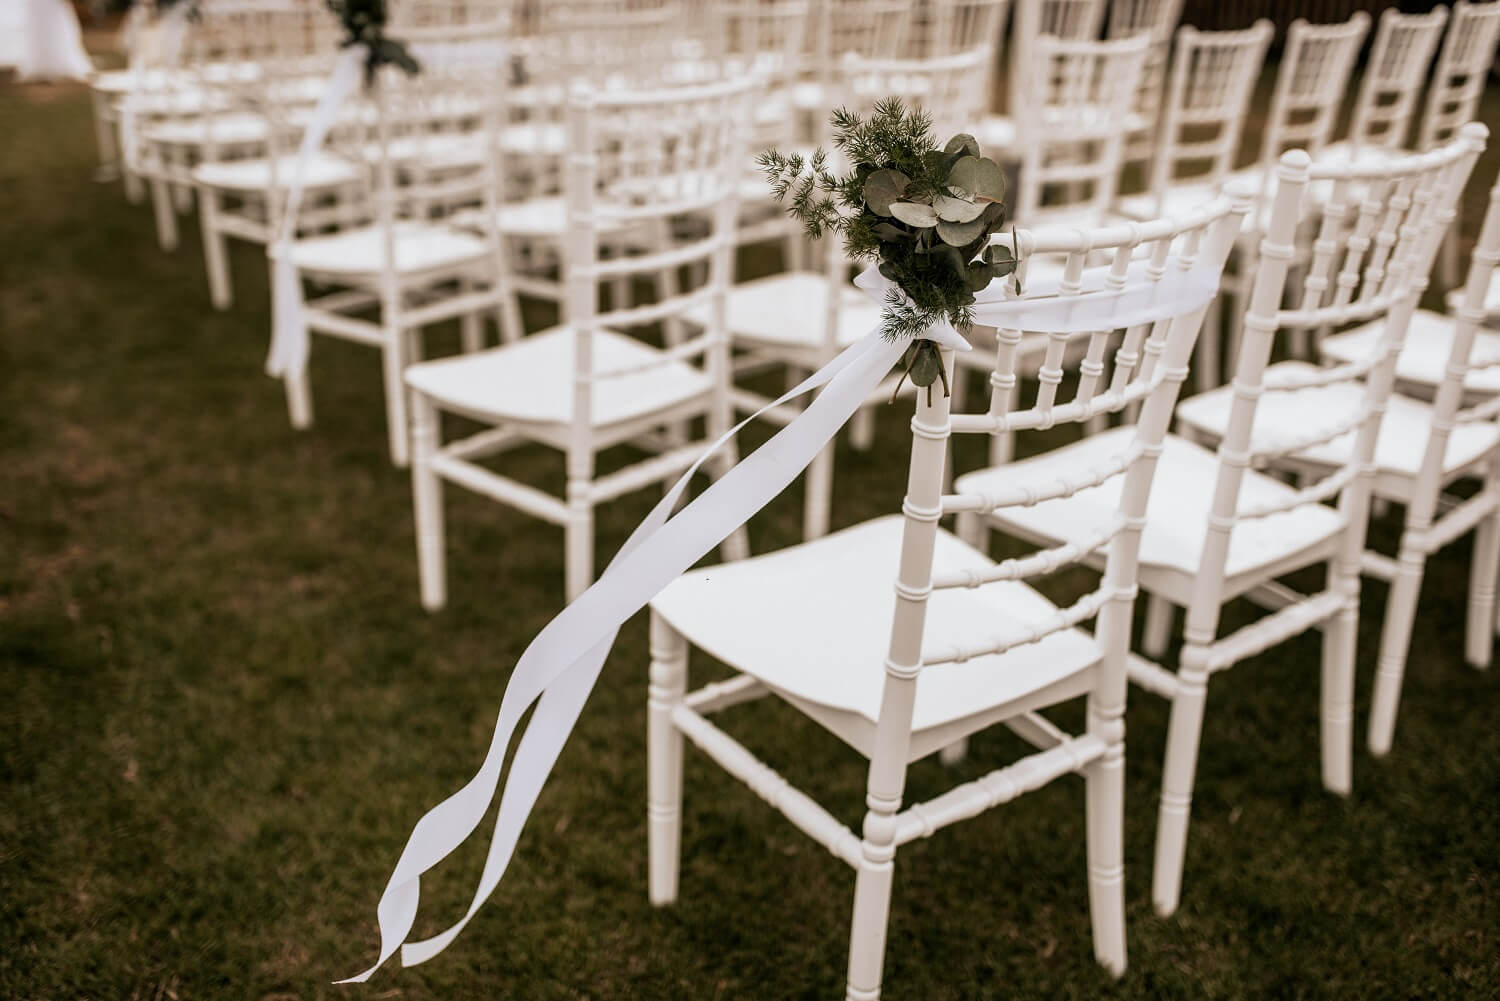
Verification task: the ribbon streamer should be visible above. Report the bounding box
[342,244,1226,979]
[266,45,366,380]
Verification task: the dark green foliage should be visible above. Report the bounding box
[325,0,422,85]
[758,99,1018,348]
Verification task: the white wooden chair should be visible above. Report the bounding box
[1115,22,1273,225]
[703,46,992,542]
[1312,173,1500,755]
[976,0,1105,158]
[404,77,758,606]
[1106,0,1185,178]
[647,199,1244,1000]
[1420,0,1500,287]
[271,27,509,466]
[193,1,353,310]
[957,130,1484,918]
[1321,7,1449,163]
[795,0,917,131]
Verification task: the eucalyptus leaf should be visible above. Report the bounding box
[933,193,986,223]
[949,155,1006,202]
[966,261,996,292]
[862,168,909,216]
[889,201,939,227]
[944,133,981,159]
[936,215,989,247]
[909,341,943,387]
[872,222,908,242]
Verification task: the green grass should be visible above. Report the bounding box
[2,71,1500,1001]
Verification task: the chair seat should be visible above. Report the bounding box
[955,427,1345,588]
[651,516,1100,733]
[404,324,714,426]
[1175,361,1500,483]
[192,152,360,192]
[287,222,491,278]
[141,112,268,147]
[685,272,883,352]
[1320,310,1500,396]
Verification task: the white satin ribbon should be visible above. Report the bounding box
[266,46,366,381]
[342,245,1227,980]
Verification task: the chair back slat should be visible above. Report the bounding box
[1006,0,1106,116]
[1255,13,1369,184]
[1013,34,1150,225]
[1418,0,1500,151]
[1142,22,1272,216]
[1346,7,1448,154]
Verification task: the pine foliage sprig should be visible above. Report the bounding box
[760,100,1021,397]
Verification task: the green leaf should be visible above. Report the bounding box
[908,341,943,387]
[862,168,909,216]
[936,215,989,247]
[933,193,986,223]
[944,133,981,159]
[872,222,908,242]
[949,155,1006,202]
[966,261,996,292]
[889,201,938,228]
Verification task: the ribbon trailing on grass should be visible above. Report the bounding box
[339,243,1227,980]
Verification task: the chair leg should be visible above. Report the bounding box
[284,366,313,429]
[845,836,897,1001]
[849,406,876,451]
[1368,550,1426,757]
[410,392,447,612]
[150,175,179,252]
[197,187,233,311]
[460,276,484,353]
[1320,597,1357,795]
[803,442,834,540]
[1085,731,1127,976]
[1466,506,1500,669]
[647,613,687,906]
[382,328,411,468]
[1152,653,1209,917]
[124,168,145,204]
[564,486,594,602]
[1141,594,1175,659]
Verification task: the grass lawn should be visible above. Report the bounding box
[3,65,1499,1001]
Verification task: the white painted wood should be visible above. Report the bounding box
[648,200,1243,995]
[404,76,758,605]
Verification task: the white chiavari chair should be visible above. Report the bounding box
[193,0,353,310]
[959,128,1484,918]
[1321,6,1449,164]
[976,0,1105,158]
[403,77,758,606]
[646,198,1244,1000]
[1106,0,1185,178]
[909,0,1012,59]
[271,24,510,466]
[1422,0,1500,287]
[1312,174,1500,755]
[699,46,991,541]
[1114,22,1272,391]
[794,0,915,134]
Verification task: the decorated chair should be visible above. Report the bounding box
[956,128,1485,918]
[701,46,992,541]
[1312,173,1500,755]
[645,197,1244,999]
[403,77,758,605]
[268,23,510,466]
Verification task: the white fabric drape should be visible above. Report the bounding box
[6,0,94,81]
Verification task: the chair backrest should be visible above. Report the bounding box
[1140,21,1272,215]
[713,0,812,89]
[1189,126,1484,630]
[1417,0,1500,152]
[868,197,1246,776]
[1408,175,1500,528]
[910,0,1012,58]
[1254,13,1370,182]
[1012,33,1151,226]
[537,0,690,87]
[1007,0,1107,115]
[1345,6,1448,154]
[561,76,758,434]
[1106,0,1185,170]
[819,0,914,61]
